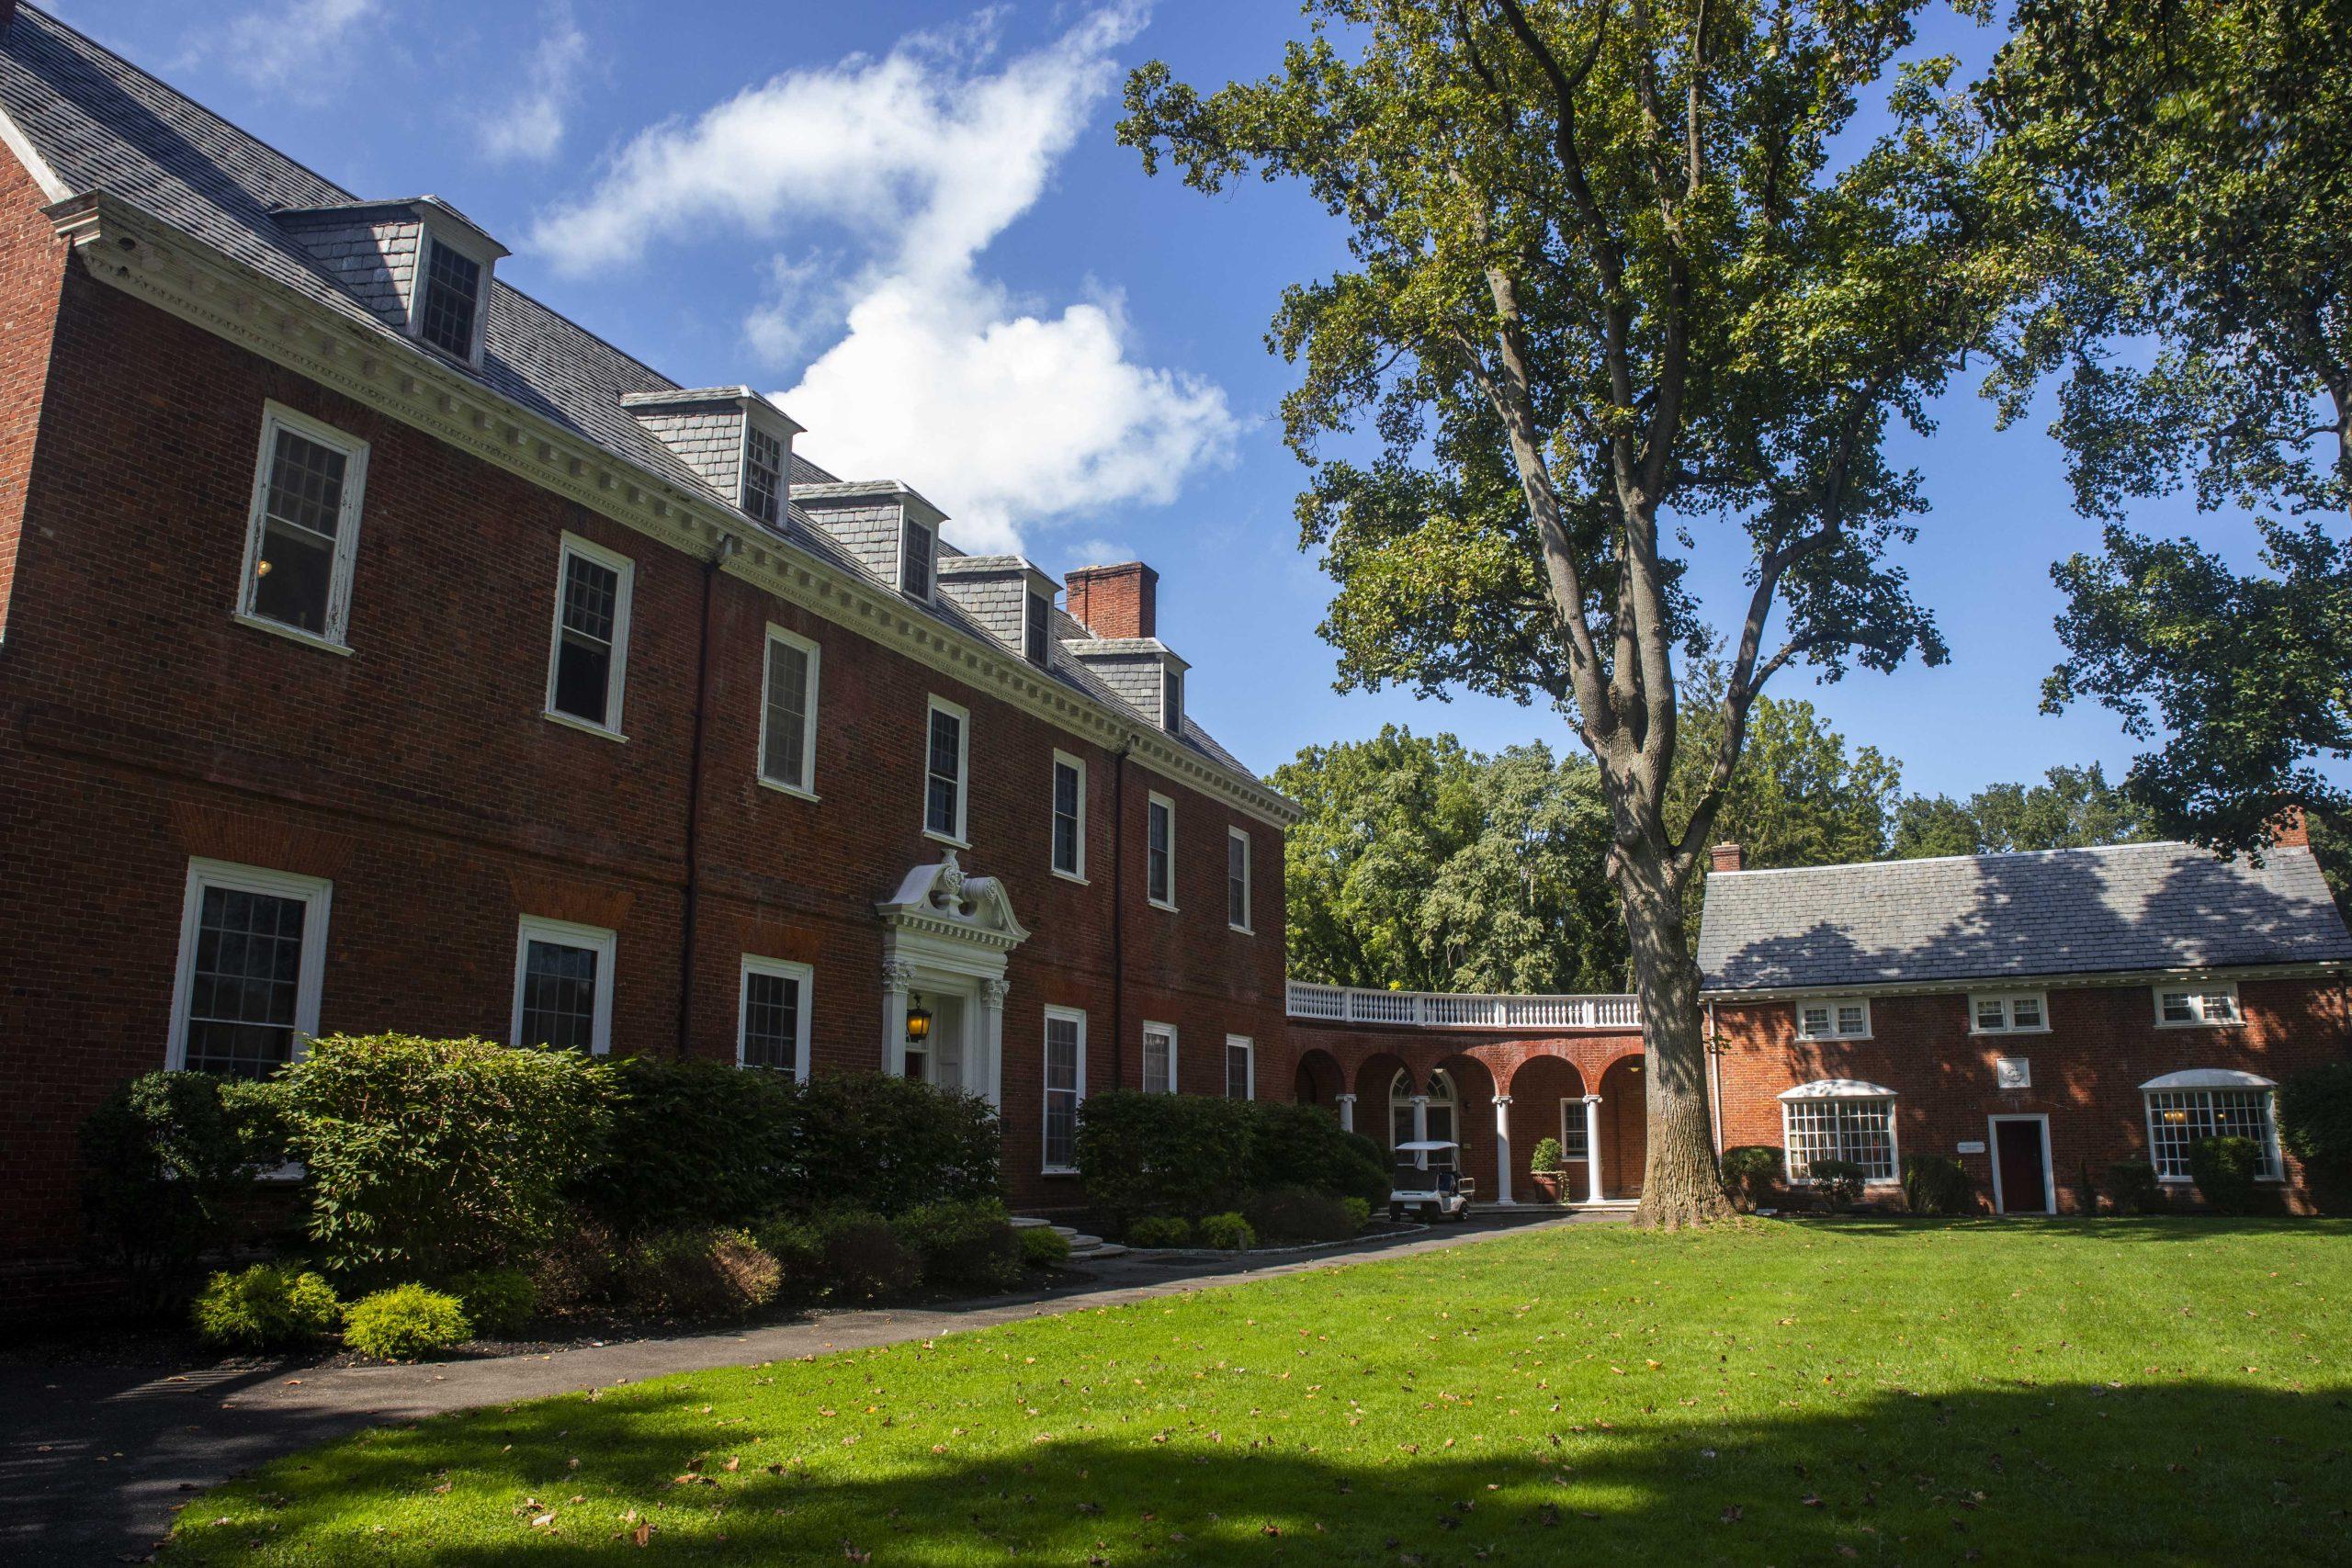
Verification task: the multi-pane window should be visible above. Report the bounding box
[512,916,615,1055]
[1225,1035,1254,1100]
[1782,1095,1897,1182]
[2156,985,2243,1027]
[1043,1009,1086,1171]
[1161,667,1184,733]
[1227,827,1251,931]
[1024,590,1051,665]
[743,425,785,525]
[171,860,331,1078]
[900,518,934,600]
[739,956,811,1077]
[1796,998,1871,1040]
[1557,1103,1589,1160]
[547,536,632,732]
[2144,1088,2279,1180]
[760,627,820,795]
[1972,992,2047,1033]
[417,239,482,360]
[241,407,366,644]
[1051,754,1085,879]
[1147,795,1175,908]
[1142,1022,1176,1094]
[925,698,968,841]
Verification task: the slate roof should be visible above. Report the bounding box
[1696,840,2352,993]
[0,6,1269,797]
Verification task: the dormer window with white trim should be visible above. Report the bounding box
[1025,588,1052,665]
[1795,998,1871,1041]
[2155,983,2243,1027]
[1162,666,1184,733]
[1971,991,2048,1034]
[744,424,785,525]
[900,516,935,601]
[417,235,482,360]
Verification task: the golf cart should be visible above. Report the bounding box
[1390,1140,1475,1223]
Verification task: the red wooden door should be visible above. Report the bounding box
[1995,1121,2048,1213]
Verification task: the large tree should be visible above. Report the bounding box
[1121,1,2029,1224]
[1889,761,2151,859]
[1985,0,2352,853]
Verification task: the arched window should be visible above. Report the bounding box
[1778,1079,1898,1183]
[1390,1068,1458,1149]
[2140,1069,2280,1182]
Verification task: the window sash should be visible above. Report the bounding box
[1227,829,1250,930]
[1225,1037,1252,1100]
[761,630,817,792]
[2157,987,2242,1026]
[743,426,784,525]
[1797,999,1870,1040]
[1051,759,1084,876]
[2144,1089,2279,1179]
[739,958,810,1077]
[926,704,967,840]
[1043,1011,1084,1170]
[1024,591,1050,664]
[548,538,631,731]
[1147,797,1173,906]
[512,917,614,1055]
[901,521,934,599]
[240,409,367,645]
[1142,1026,1174,1093]
[1783,1098,1896,1182]
[418,239,482,359]
[1973,992,2047,1032]
[171,860,331,1078]
[1162,667,1183,731]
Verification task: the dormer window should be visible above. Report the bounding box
[1161,666,1184,733]
[743,425,785,525]
[417,237,482,360]
[899,517,935,601]
[1024,589,1051,665]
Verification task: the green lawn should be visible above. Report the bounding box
[168,1219,2352,1564]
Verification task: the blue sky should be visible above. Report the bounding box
[58,1,2261,796]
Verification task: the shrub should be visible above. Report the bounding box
[616,1229,783,1320]
[1807,1160,1866,1210]
[344,1284,471,1360]
[1241,1186,1358,1245]
[582,1057,799,1234]
[191,1263,342,1350]
[1340,1197,1373,1232]
[530,1213,626,1313]
[816,1211,922,1300]
[2188,1136,2268,1215]
[1719,1145,1783,1212]
[286,1035,607,1281]
[1527,1135,1565,1174]
[1077,1092,1253,1224]
[1900,1154,1973,1216]
[1126,1215,1193,1248]
[2072,1160,2101,1216]
[1197,1213,1256,1250]
[795,1075,1002,1218]
[753,1214,825,1291]
[1243,1101,1390,1205]
[448,1268,538,1338]
[1018,1225,1071,1269]
[80,1071,293,1309]
[895,1199,1024,1292]
[2104,1158,2165,1214]
[2280,1061,2352,1182]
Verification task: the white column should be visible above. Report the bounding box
[1492,1094,1516,1204]
[881,960,916,1076]
[1334,1092,1357,1133]
[1582,1094,1605,1204]
[1410,1093,1431,1163]
[978,977,1010,1110]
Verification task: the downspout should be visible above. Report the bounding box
[676,532,740,1057]
[1111,739,1133,1091]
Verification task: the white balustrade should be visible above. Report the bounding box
[1286,980,1642,1032]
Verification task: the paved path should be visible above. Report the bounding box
[2,1210,1606,1563]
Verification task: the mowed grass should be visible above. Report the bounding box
[168,1219,2351,1565]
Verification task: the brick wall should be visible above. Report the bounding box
[0,142,63,642]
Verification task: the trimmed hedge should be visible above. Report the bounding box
[1075,1093,1386,1224]
[2188,1136,2268,1214]
[2280,1061,2352,1181]
[895,1199,1024,1292]
[1197,1213,1256,1250]
[1242,1186,1359,1245]
[583,1057,799,1234]
[449,1268,539,1337]
[1808,1160,1866,1210]
[817,1211,922,1300]
[1901,1154,1973,1216]
[80,1071,292,1309]
[1126,1215,1193,1248]
[795,1075,1003,1218]
[2105,1158,2164,1214]
[1018,1225,1071,1269]
[1244,1101,1390,1205]
[1719,1145,1782,1212]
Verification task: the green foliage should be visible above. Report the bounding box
[1075,1092,1254,1224]
[2104,1159,2164,1215]
[2188,1138,2268,1216]
[80,1071,293,1308]
[1891,764,2153,859]
[1719,1146,1784,1212]
[1242,1187,1358,1246]
[752,1215,825,1282]
[191,1264,343,1350]
[1245,1100,1390,1206]
[894,1200,1024,1292]
[1196,1213,1256,1251]
[447,1268,538,1339]
[794,1074,1002,1218]
[582,1056,799,1234]
[1808,1161,1868,1211]
[1125,1215,1193,1248]
[528,1213,625,1314]
[1340,1197,1373,1232]
[343,1285,471,1361]
[1901,1155,1975,1217]
[816,1211,922,1301]
[286,1034,606,1281]
[1528,1136,1565,1173]
[1018,1225,1072,1269]
[616,1229,783,1321]
[2278,1062,2352,1178]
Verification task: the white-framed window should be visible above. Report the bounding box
[759,625,820,797]
[899,515,935,601]
[1043,1006,1086,1172]
[1556,1100,1589,1160]
[2143,1074,2282,1181]
[924,696,969,843]
[167,859,332,1077]
[237,403,368,649]
[545,533,634,736]
[742,424,785,525]
[737,955,811,1078]
[1391,1067,1457,1148]
[1141,1021,1177,1094]
[1161,666,1184,733]
[1024,589,1052,666]
[1795,998,1872,1041]
[1050,752,1087,881]
[1781,1086,1899,1183]
[1225,1034,1254,1100]
[2155,983,2243,1028]
[1227,826,1252,932]
[415,234,487,362]
[512,915,616,1055]
[1147,793,1176,910]
[1971,991,2048,1034]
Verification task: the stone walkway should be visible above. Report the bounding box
[1,1210,1607,1563]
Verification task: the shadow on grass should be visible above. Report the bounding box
[1811,1215,2349,1245]
[167,1375,2352,1564]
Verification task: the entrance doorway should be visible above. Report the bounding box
[1990,1115,2052,1214]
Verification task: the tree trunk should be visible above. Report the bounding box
[1617,845,1737,1228]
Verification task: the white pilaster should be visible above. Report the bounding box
[1410,1092,1430,1161]
[1582,1093,1605,1204]
[979,976,1010,1109]
[1334,1092,1357,1134]
[881,959,916,1076]
[1491,1093,1515,1204]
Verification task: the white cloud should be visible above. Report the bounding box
[480,3,590,163]
[531,2,1232,554]
[204,0,381,95]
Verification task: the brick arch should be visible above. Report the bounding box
[1597,1054,1648,1200]
[1293,1047,1346,1107]
[1430,1053,1500,1197]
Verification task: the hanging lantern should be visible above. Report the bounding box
[905,993,933,1044]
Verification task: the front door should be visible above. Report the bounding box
[1994,1118,2050,1214]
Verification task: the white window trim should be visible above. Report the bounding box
[1050,750,1088,884]
[236,402,368,652]
[1161,666,1184,734]
[1225,1033,1255,1100]
[1968,990,2050,1035]
[543,532,635,739]
[1778,1085,1901,1186]
[166,858,333,1071]
[737,415,790,524]
[1025,589,1053,667]
[1986,1112,2055,1214]
[1227,824,1253,933]
[1142,1021,1179,1094]
[737,954,813,1080]
[898,515,936,603]
[2154,981,2244,1028]
[923,694,971,847]
[1042,1005,1088,1174]
[511,914,616,1056]
[1793,997,1872,1042]
[2141,1081,2285,1184]
[1147,792,1178,912]
[757,623,821,801]
[407,225,498,367]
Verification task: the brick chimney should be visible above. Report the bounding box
[2273,805,2311,849]
[1064,561,1157,641]
[1710,842,1746,874]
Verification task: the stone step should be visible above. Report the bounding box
[1011,1216,1124,1260]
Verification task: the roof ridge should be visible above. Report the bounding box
[1712,839,2229,878]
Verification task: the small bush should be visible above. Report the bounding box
[895,1199,1024,1292]
[80,1071,293,1310]
[2104,1158,2164,1214]
[2280,1061,2352,1183]
[1807,1160,1866,1211]
[1197,1213,1256,1250]
[345,1285,471,1360]
[530,1213,626,1313]
[617,1229,783,1320]
[795,1075,1003,1218]
[817,1211,922,1300]
[1242,1186,1357,1245]
[1340,1196,1372,1232]
[753,1214,825,1291]
[191,1263,342,1349]
[1126,1215,1193,1248]
[1019,1225,1072,1269]
[448,1268,538,1338]
[2188,1136,2268,1215]
[1527,1135,1565,1174]
[1719,1145,1783,1212]
[2072,1159,2100,1216]
[582,1057,799,1234]
[1900,1154,1973,1216]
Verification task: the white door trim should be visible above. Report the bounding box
[1987,1112,2054,1215]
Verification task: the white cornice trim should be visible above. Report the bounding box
[51,191,1300,827]
[1702,960,2351,1005]
[0,102,72,203]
